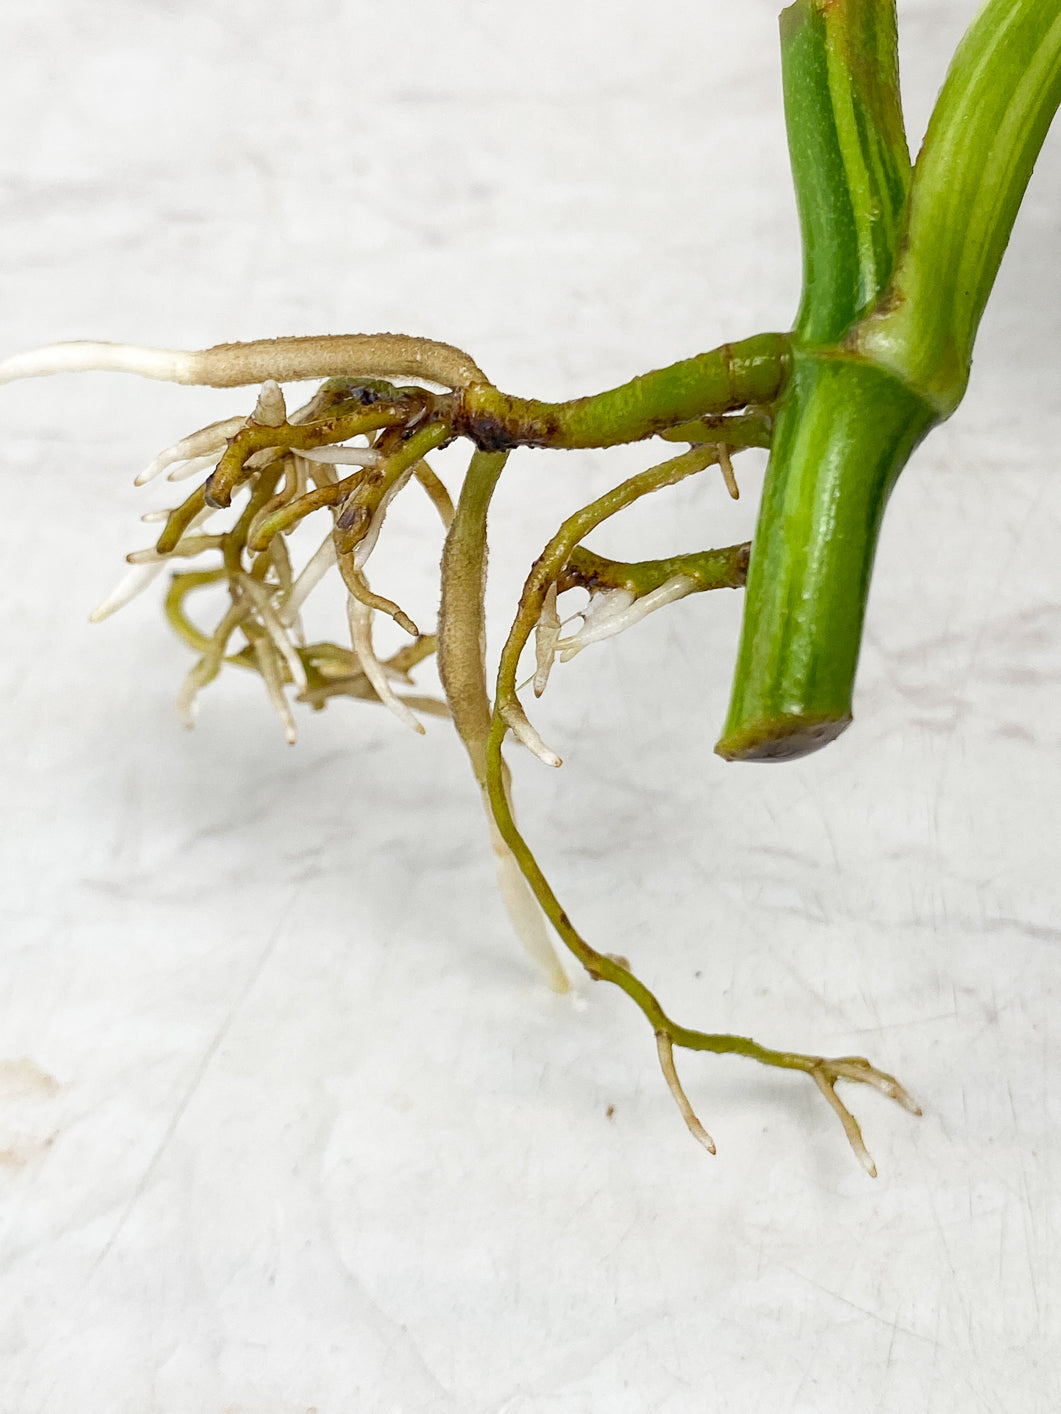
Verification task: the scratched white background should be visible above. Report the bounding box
[1,1,1059,1410]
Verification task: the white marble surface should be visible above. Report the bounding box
[1,1,1059,1410]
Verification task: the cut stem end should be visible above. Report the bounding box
[714,713,851,762]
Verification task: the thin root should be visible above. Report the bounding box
[717,444,739,499]
[500,699,562,768]
[806,1055,921,1178]
[656,1032,716,1156]
[533,582,561,697]
[346,593,426,735]
[810,1067,877,1177]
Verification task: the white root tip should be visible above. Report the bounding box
[236,573,308,693]
[717,444,739,500]
[176,688,199,731]
[88,562,167,622]
[828,1058,923,1117]
[165,452,224,484]
[0,341,195,387]
[558,577,697,660]
[134,415,245,485]
[297,444,380,468]
[533,582,561,698]
[175,659,217,729]
[500,700,562,767]
[485,799,570,993]
[250,638,299,746]
[1,333,490,392]
[557,587,635,661]
[253,380,287,428]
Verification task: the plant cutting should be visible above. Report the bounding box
[2,0,1058,1174]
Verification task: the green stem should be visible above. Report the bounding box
[718,0,918,760]
[461,333,790,450]
[720,0,1061,761]
[853,0,1061,415]
[656,409,773,449]
[716,350,934,759]
[558,542,749,598]
[781,0,910,346]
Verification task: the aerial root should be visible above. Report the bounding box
[155,485,210,554]
[810,1066,877,1176]
[346,593,426,735]
[165,452,227,485]
[413,460,455,528]
[204,385,429,511]
[247,478,354,553]
[278,532,337,626]
[26,335,926,1175]
[90,374,449,735]
[533,582,561,697]
[91,500,217,620]
[486,790,571,994]
[652,1036,918,1174]
[89,562,168,622]
[176,657,220,728]
[802,1054,921,1178]
[499,699,562,767]
[0,332,488,390]
[821,1055,922,1114]
[127,534,224,565]
[716,444,739,499]
[136,417,246,485]
[235,572,308,693]
[252,380,287,427]
[348,464,418,567]
[175,600,250,727]
[338,555,419,638]
[247,629,298,744]
[558,575,698,661]
[656,1032,716,1156]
